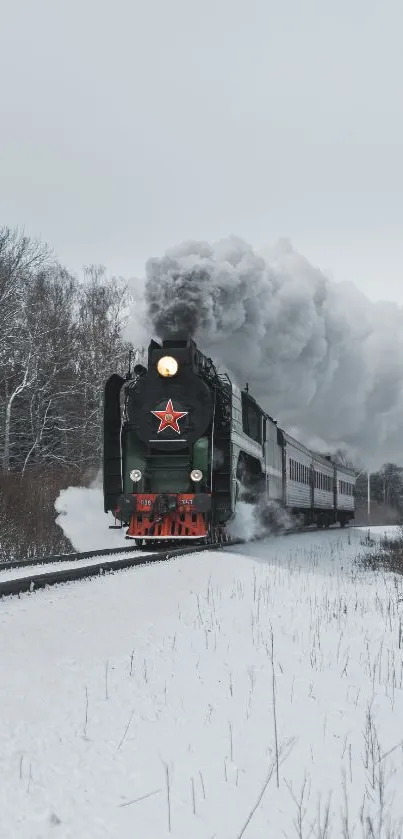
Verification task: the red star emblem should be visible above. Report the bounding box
[151,398,188,434]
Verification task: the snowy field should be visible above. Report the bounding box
[1,526,403,838]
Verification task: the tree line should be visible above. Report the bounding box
[0,226,131,560]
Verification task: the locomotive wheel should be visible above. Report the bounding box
[208,525,229,546]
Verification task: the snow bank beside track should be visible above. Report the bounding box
[1,527,403,837]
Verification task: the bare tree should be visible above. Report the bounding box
[0,228,53,471]
[0,227,132,560]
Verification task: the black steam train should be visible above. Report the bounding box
[103,336,356,543]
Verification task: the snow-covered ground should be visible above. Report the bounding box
[1,526,403,838]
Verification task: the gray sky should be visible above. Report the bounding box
[1,0,402,302]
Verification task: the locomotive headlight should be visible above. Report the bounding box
[130,469,142,483]
[190,469,203,482]
[157,356,178,377]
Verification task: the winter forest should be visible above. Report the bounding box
[1,225,403,562]
[0,226,131,560]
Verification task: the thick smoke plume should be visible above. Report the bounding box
[132,237,403,469]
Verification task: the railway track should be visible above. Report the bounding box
[1,543,148,572]
[0,539,245,599]
[0,522,358,600]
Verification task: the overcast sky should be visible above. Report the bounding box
[1,0,402,302]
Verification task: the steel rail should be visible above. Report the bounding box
[0,539,245,599]
[0,543,143,572]
[0,522,360,599]
[0,521,359,574]
[0,525,360,571]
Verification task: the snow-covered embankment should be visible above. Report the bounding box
[1,527,403,838]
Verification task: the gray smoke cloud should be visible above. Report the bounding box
[130,237,403,470]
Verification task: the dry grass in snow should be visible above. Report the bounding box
[1,527,403,838]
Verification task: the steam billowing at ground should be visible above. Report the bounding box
[129,237,403,469]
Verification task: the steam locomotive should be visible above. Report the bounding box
[103,336,356,543]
